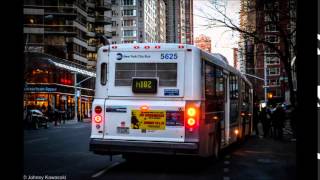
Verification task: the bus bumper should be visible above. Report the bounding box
[89,138,199,156]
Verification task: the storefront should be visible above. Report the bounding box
[24,52,96,120]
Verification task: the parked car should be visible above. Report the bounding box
[26,109,49,129]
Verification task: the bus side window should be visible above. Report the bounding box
[101,63,107,85]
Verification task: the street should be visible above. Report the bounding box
[24,121,296,180]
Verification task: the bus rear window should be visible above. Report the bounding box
[115,63,177,87]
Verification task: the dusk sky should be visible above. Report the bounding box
[193,0,240,67]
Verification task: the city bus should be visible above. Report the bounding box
[89,43,253,158]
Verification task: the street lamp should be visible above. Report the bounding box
[243,73,268,103]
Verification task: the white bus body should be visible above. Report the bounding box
[90,43,253,157]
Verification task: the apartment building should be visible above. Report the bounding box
[194,34,211,53]
[23,0,112,68]
[110,0,166,44]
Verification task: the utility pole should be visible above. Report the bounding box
[264,56,268,103]
[74,73,78,121]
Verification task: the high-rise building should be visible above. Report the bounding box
[240,0,296,103]
[158,0,167,42]
[110,0,166,44]
[194,34,211,53]
[23,0,112,68]
[184,0,193,44]
[165,0,186,44]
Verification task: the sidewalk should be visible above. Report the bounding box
[49,118,91,126]
[254,117,296,142]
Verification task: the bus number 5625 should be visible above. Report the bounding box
[161,53,177,59]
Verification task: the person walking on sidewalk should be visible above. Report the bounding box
[253,104,260,136]
[259,107,270,138]
[272,104,285,140]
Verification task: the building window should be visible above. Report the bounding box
[122,0,136,6]
[267,67,280,76]
[265,35,280,43]
[122,20,135,27]
[112,10,117,16]
[265,55,280,65]
[264,13,279,22]
[112,21,117,27]
[267,79,280,86]
[265,24,278,32]
[264,2,279,10]
[264,46,278,54]
[122,40,137,43]
[122,9,136,16]
[123,30,136,37]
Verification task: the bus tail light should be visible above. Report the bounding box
[187,118,196,127]
[185,101,200,131]
[95,106,102,114]
[94,115,102,123]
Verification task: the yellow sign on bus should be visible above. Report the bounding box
[131,110,166,130]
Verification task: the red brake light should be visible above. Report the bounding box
[94,115,102,123]
[155,45,161,49]
[95,106,102,114]
[144,45,150,49]
[134,46,139,49]
[178,45,184,48]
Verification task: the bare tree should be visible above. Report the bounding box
[196,0,297,107]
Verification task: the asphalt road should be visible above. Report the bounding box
[24,121,296,180]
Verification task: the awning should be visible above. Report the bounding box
[25,52,96,77]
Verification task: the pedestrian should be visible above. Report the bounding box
[47,105,52,122]
[259,107,270,138]
[41,104,46,114]
[54,108,59,126]
[252,104,260,136]
[272,104,285,140]
[266,106,274,138]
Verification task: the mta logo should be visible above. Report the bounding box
[116,53,123,60]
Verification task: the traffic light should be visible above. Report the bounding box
[267,92,273,99]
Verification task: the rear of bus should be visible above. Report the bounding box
[89,43,203,156]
